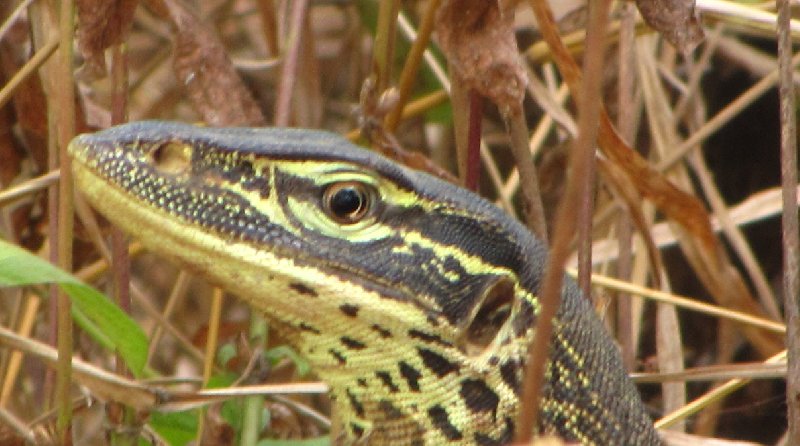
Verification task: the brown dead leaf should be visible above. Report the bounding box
[198,405,236,445]
[436,0,527,116]
[0,24,48,165]
[76,0,140,78]
[0,31,52,250]
[164,0,266,127]
[635,0,705,53]
[596,157,664,289]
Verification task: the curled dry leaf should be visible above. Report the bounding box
[76,0,139,78]
[436,0,527,116]
[636,0,705,53]
[164,0,266,127]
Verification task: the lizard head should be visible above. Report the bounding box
[69,121,547,444]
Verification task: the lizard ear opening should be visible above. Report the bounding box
[462,277,515,357]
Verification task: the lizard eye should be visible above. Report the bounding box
[322,181,374,224]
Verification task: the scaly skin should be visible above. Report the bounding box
[69,121,661,445]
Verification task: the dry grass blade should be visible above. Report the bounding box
[383,0,441,132]
[659,431,764,446]
[656,351,788,430]
[0,37,58,110]
[586,184,800,264]
[633,362,786,383]
[0,324,328,412]
[0,325,159,411]
[582,270,786,333]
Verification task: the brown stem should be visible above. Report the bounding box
[274,0,309,127]
[465,90,483,192]
[777,0,800,441]
[515,0,612,440]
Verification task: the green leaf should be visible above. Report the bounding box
[0,239,149,376]
[265,345,311,376]
[148,411,198,446]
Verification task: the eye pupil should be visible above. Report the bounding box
[331,187,362,215]
[324,182,372,224]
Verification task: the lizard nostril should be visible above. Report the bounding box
[150,141,192,174]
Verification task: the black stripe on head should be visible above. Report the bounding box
[346,389,365,418]
[427,405,463,441]
[191,145,271,198]
[329,349,346,365]
[399,361,422,392]
[339,303,360,317]
[459,379,500,417]
[500,359,521,395]
[417,347,458,378]
[375,371,400,393]
[341,336,366,350]
[408,329,453,348]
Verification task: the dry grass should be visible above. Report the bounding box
[0,0,796,444]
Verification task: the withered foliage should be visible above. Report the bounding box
[165,0,266,127]
[436,0,526,116]
[76,0,139,77]
[0,1,793,444]
[636,0,704,52]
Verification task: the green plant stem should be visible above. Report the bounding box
[372,0,400,92]
[55,0,76,442]
[241,315,268,445]
[384,0,441,131]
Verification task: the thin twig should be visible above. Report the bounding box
[273,0,309,126]
[506,113,547,240]
[54,0,76,440]
[0,170,60,206]
[371,0,400,93]
[465,91,483,191]
[515,0,612,440]
[384,0,442,131]
[0,36,58,110]
[616,0,637,371]
[656,351,787,429]
[776,0,800,441]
